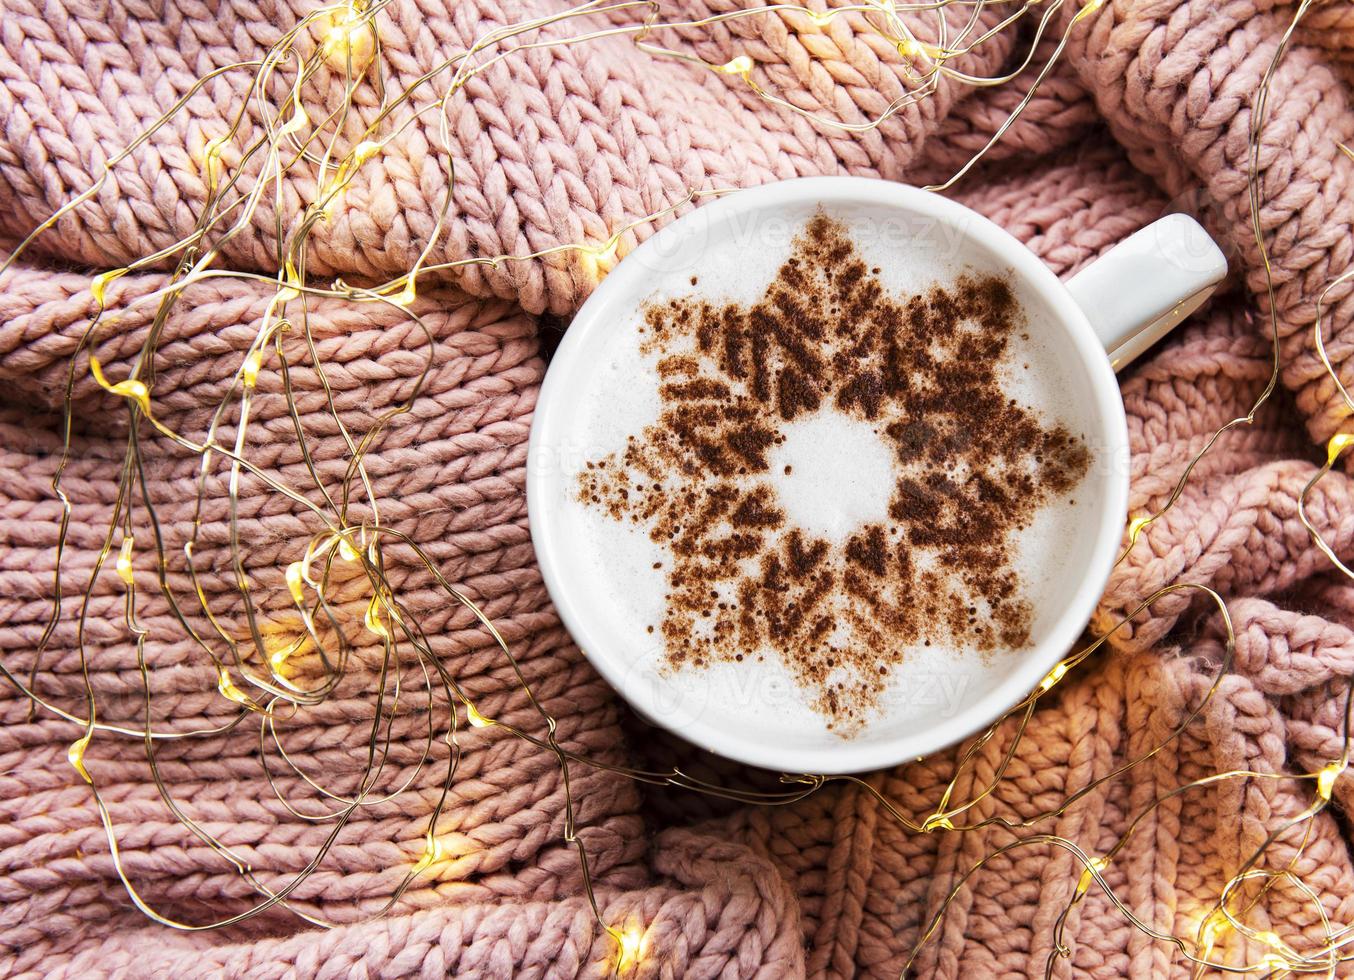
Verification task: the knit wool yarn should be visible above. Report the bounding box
[2,1,1354,977]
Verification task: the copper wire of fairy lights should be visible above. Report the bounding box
[1,0,1352,975]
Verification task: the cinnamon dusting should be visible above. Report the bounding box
[576,212,1090,734]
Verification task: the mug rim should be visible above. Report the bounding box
[526,175,1129,774]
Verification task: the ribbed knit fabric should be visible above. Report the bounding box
[2,1,1354,977]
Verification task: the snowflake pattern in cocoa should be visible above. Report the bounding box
[576,212,1090,734]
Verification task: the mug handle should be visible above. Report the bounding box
[1064,213,1228,371]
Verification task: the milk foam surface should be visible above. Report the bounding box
[557,208,1103,739]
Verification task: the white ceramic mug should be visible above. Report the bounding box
[527,177,1226,774]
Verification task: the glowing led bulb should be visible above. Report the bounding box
[277,259,303,303]
[365,595,388,638]
[897,35,941,60]
[1317,761,1344,800]
[217,667,253,707]
[1253,931,1287,968]
[716,55,754,76]
[279,91,310,137]
[269,640,299,669]
[1038,661,1068,693]
[922,812,953,832]
[589,238,619,263]
[808,8,833,25]
[1075,855,1109,897]
[352,139,381,163]
[321,140,383,213]
[285,561,306,605]
[1198,912,1223,956]
[580,238,620,279]
[616,927,643,970]
[67,733,93,783]
[321,12,376,70]
[242,349,264,388]
[1259,951,1287,972]
[412,837,442,873]
[90,269,125,306]
[466,703,493,728]
[338,535,360,561]
[1327,431,1354,466]
[201,136,228,190]
[1253,932,1289,973]
[89,355,151,414]
[116,536,135,586]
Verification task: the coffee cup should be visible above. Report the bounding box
[527,176,1226,774]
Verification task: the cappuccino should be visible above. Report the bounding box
[567,211,1096,737]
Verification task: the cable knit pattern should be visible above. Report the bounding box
[3,1,1354,977]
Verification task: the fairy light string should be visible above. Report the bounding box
[0,0,1351,975]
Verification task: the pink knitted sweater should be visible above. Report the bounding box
[2,0,1354,977]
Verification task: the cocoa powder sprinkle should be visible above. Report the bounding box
[576,212,1090,733]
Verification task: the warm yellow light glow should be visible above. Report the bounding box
[269,638,301,669]
[89,355,151,414]
[412,837,443,874]
[67,733,93,783]
[365,595,388,638]
[616,927,643,970]
[580,238,620,279]
[279,91,310,137]
[1327,431,1354,466]
[1255,931,1285,957]
[201,137,228,190]
[1253,933,1289,973]
[277,258,303,303]
[1038,662,1068,693]
[90,269,125,306]
[1317,761,1344,800]
[338,535,360,562]
[321,11,376,70]
[1075,855,1109,897]
[1126,514,1152,539]
[467,703,493,728]
[116,536,135,586]
[896,35,942,60]
[922,813,953,832]
[1259,952,1287,972]
[217,667,253,707]
[285,561,306,605]
[352,139,381,164]
[1197,911,1224,958]
[717,55,754,76]
[808,8,833,25]
[588,238,619,262]
[390,280,417,307]
[242,349,264,388]
[320,140,383,214]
